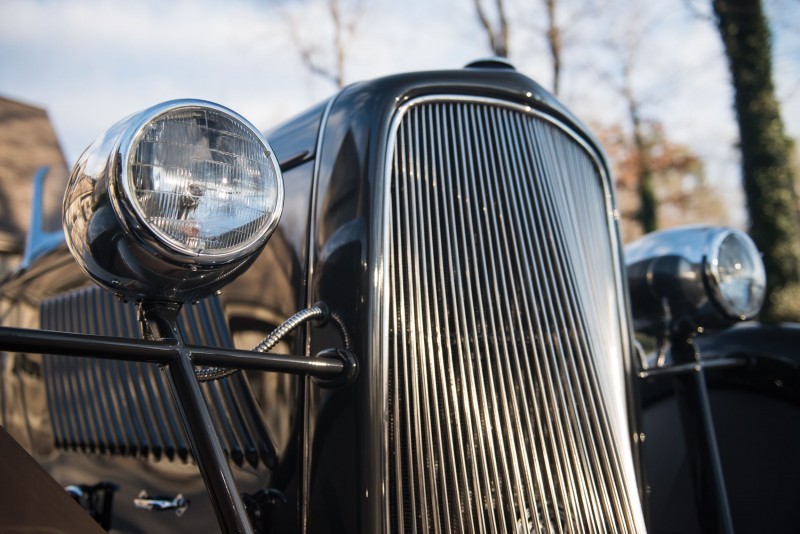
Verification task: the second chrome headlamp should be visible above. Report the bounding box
[625,226,766,334]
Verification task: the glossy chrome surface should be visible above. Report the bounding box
[299,95,337,534]
[62,99,284,303]
[1,110,318,531]
[381,95,644,532]
[625,226,766,333]
[300,68,604,533]
[134,490,190,516]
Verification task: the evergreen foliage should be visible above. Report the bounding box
[713,0,800,321]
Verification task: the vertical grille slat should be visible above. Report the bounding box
[386,97,643,533]
[86,290,114,454]
[536,120,620,530]
[432,104,476,534]
[41,287,274,469]
[529,119,605,529]
[408,108,438,533]
[548,120,636,525]
[508,108,581,532]
[471,105,511,529]
[502,109,567,534]
[492,107,544,533]
[417,107,452,534]
[56,302,81,451]
[95,287,130,455]
[433,103,478,534]
[457,102,508,533]
[72,295,99,454]
[493,107,558,534]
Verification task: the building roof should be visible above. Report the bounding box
[0,96,69,253]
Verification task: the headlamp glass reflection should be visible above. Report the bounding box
[714,231,766,318]
[128,107,280,258]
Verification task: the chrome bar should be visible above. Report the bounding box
[670,337,734,534]
[638,358,747,379]
[2,326,347,377]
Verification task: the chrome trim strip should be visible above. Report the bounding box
[302,95,337,534]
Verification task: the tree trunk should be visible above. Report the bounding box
[713,0,800,321]
[628,97,657,234]
[621,52,657,234]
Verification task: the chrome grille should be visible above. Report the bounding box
[385,97,644,533]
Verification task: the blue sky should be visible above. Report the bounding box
[1,0,798,226]
[0,0,491,161]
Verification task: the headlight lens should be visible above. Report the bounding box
[708,229,766,320]
[124,105,282,261]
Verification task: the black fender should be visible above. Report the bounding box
[640,322,800,533]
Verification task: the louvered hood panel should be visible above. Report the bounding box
[384,97,644,533]
[41,287,276,470]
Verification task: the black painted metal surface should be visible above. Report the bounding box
[669,337,734,534]
[296,68,643,533]
[32,287,354,468]
[641,323,800,533]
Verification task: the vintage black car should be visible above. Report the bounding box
[0,61,796,533]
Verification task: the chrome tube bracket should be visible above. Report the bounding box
[134,490,190,517]
[138,301,254,534]
[637,357,746,380]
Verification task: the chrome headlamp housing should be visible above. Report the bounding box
[63,100,284,303]
[625,226,766,335]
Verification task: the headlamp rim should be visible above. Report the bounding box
[111,99,284,266]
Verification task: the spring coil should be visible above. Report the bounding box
[195,303,350,382]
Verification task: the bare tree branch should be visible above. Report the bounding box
[514,0,602,97]
[682,0,715,20]
[285,0,362,89]
[329,0,346,88]
[473,0,509,57]
[543,0,562,95]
